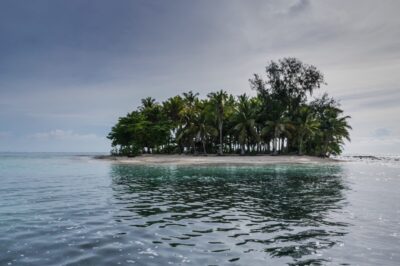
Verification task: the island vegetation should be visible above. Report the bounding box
[108,58,351,157]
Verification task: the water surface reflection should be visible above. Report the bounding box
[111,164,348,265]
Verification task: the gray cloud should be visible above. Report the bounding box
[0,0,399,153]
[372,128,392,139]
[30,129,102,143]
[339,87,400,111]
[0,131,11,138]
[287,0,310,15]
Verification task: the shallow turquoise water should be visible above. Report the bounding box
[0,153,399,265]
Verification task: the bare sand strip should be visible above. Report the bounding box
[95,154,339,166]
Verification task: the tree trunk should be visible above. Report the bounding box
[286,138,292,153]
[273,138,278,155]
[322,140,329,157]
[202,140,207,154]
[298,134,304,155]
[299,139,303,155]
[277,139,280,154]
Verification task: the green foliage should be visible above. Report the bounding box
[233,94,259,155]
[108,58,351,157]
[207,90,230,155]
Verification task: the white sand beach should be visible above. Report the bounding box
[96,154,339,166]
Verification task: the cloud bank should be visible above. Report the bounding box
[0,0,399,153]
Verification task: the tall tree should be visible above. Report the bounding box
[207,90,229,155]
[250,57,325,152]
[295,106,320,155]
[193,100,217,154]
[163,95,185,152]
[233,94,258,155]
[311,94,351,156]
[178,91,200,153]
[262,114,294,155]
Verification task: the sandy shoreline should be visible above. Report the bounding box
[95,154,339,166]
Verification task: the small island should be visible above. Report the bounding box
[106,58,351,163]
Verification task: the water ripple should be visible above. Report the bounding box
[2,155,400,265]
[107,164,348,265]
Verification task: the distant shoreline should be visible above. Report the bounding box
[94,154,339,166]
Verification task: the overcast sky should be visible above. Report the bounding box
[1,0,399,154]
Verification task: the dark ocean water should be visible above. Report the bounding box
[0,153,399,265]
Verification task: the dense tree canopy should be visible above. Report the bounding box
[108,58,351,157]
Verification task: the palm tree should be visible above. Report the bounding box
[163,95,185,152]
[321,112,351,157]
[207,90,228,155]
[182,91,198,109]
[163,96,184,124]
[192,101,217,154]
[178,91,200,153]
[311,94,352,157]
[140,97,156,110]
[262,113,294,155]
[233,94,258,155]
[296,106,320,155]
